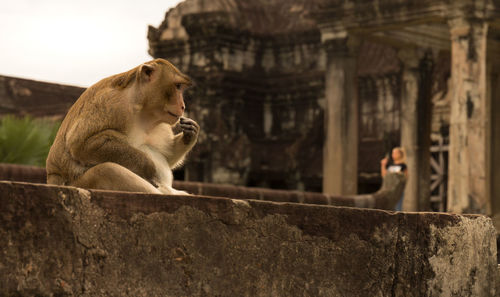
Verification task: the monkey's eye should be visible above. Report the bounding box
[175,83,183,90]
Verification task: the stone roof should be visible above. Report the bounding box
[149,0,321,42]
[0,75,84,118]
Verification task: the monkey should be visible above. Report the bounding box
[46,58,199,195]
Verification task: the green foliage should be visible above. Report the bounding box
[0,115,60,167]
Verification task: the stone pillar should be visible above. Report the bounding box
[322,36,359,195]
[447,18,489,213]
[398,49,432,211]
[490,63,500,225]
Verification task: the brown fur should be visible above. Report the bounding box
[46,59,198,194]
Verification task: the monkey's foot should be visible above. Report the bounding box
[158,184,190,195]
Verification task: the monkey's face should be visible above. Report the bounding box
[139,60,191,127]
[162,81,187,125]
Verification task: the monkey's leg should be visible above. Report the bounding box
[72,162,162,194]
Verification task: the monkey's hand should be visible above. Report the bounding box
[179,117,199,145]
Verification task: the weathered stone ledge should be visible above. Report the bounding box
[173,172,404,210]
[0,181,497,296]
[0,163,405,210]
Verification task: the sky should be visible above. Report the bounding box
[0,0,183,87]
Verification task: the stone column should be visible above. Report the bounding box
[398,49,432,211]
[490,63,500,224]
[322,36,359,195]
[447,18,489,213]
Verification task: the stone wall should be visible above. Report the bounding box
[0,163,47,184]
[0,180,497,296]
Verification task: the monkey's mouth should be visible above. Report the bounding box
[167,111,181,119]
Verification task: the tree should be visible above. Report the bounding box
[0,116,60,167]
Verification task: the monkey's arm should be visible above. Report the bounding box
[167,134,195,169]
[167,117,199,169]
[145,118,199,169]
[69,129,159,185]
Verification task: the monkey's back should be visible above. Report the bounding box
[46,78,134,185]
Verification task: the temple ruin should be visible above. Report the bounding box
[1,0,500,295]
[147,0,500,221]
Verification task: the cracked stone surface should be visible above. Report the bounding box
[0,181,497,296]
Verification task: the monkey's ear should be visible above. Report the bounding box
[139,64,155,83]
